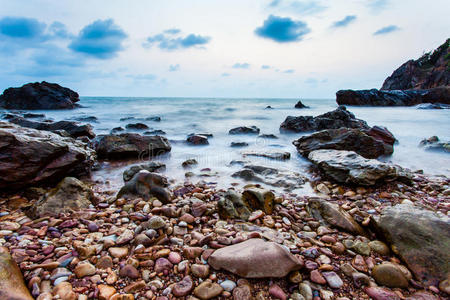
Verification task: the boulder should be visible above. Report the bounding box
[293,128,393,159]
[0,121,95,189]
[209,238,303,278]
[0,81,80,110]
[280,106,369,133]
[372,203,450,286]
[8,116,95,139]
[117,170,170,203]
[126,123,149,130]
[295,100,309,108]
[308,150,412,185]
[93,133,171,160]
[229,126,260,135]
[0,247,34,300]
[419,136,450,153]
[123,162,166,182]
[187,134,209,145]
[217,189,251,220]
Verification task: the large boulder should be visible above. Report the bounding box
[372,203,450,286]
[0,122,95,189]
[26,177,96,219]
[308,150,412,185]
[0,247,34,300]
[336,87,450,106]
[208,238,303,278]
[0,81,80,110]
[117,170,171,203]
[280,106,369,133]
[93,133,171,160]
[293,127,394,159]
[8,116,95,139]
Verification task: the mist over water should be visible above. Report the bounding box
[33,97,450,191]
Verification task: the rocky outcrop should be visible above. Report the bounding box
[123,162,166,182]
[295,100,309,109]
[336,87,450,106]
[117,170,170,203]
[26,177,96,219]
[229,126,260,135]
[372,203,450,286]
[382,39,449,90]
[419,136,450,153]
[0,247,34,300]
[280,106,369,133]
[0,121,94,189]
[0,81,80,110]
[308,150,412,185]
[93,133,171,160]
[293,128,394,159]
[8,116,95,139]
[208,238,303,278]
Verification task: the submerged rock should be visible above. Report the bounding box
[0,81,79,110]
[308,150,412,185]
[208,238,303,278]
[117,170,170,203]
[242,151,291,160]
[419,136,449,153]
[280,106,369,133]
[182,159,198,168]
[417,103,450,109]
[0,247,34,300]
[230,142,249,148]
[126,123,149,130]
[0,121,94,189]
[123,162,166,182]
[295,100,309,109]
[229,126,260,135]
[187,134,209,145]
[373,203,450,286]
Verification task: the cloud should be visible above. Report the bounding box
[332,15,357,28]
[169,64,180,71]
[145,30,211,50]
[255,15,310,43]
[232,63,250,69]
[261,65,271,69]
[69,19,127,59]
[48,21,73,39]
[373,25,400,35]
[283,69,295,73]
[0,16,46,39]
[367,0,389,13]
[268,1,327,16]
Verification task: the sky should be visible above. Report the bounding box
[0,0,448,98]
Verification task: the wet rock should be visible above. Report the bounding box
[208,238,303,278]
[243,151,290,160]
[0,247,34,299]
[116,229,134,245]
[231,142,249,148]
[191,264,210,278]
[126,123,149,130]
[74,262,96,278]
[0,81,79,109]
[217,189,251,221]
[364,286,401,300]
[269,284,286,300]
[94,133,171,160]
[373,203,450,286]
[119,264,140,279]
[295,100,309,109]
[372,263,409,288]
[53,282,76,300]
[368,240,390,256]
[172,276,194,297]
[117,171,170,203]
[419,136,449,153]
[187,134,209,145]
[229,126,260,135]
[108,247,129,259]
[417,103,450,109]
[322,271,344,288]
[233,284,252,300]
[308,150,412,185]
[280,106,369,133]
[123,162,166,182]
[98,285,117,300]
[154,258,173,273]
[144,129,166,135]
[194,281,224,300]
[26,177,95,218]
[0,122,94,189]
[182,159,198,168]
[242,188,274,215]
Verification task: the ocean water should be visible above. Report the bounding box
[16,97,450,192]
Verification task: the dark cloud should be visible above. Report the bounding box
[268,0,327,16]
[232,63,250,69]
[145,30,211,50]
[332,15,357,28]
[169,64,180,71]
[255,15,310,43]
[0,16,46,39]
[373,25,399,35]
[69,19,127,59]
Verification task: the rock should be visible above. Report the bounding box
[187,134,209,145]
[119,264,140,279]
[182,159,198,168]
[74,262,96,278]
[117,171,170,203]
[371,263,409,288]
[295,100,309,109]
[368,241,390,256]
[269,284,286,300]
[419,136,450,153]
[0,81,79,109]
[308,150,412,185]
[144,129,166,135]
[116,229,134,245]
[123,162,166,182]
[208,238,303,278]
[373,203,450,286]
[154,258,173,273]
[382,38,449,90]
[0,122,94,189]
[172,276,194,297]
[108,247,129,259]
[233,284,252,300]
[242,151,291,160]
[231,142,249,148]
[146,216,166,229]
[336,87,450,106]
[217,189,251,221]
[8,116,95,139]
[53,282,76,300]
[322,271,344,288]
[417,103,450,109]
[191,264,210,278]
[98,285,117,300]
[26,177,95,218]
[407,291,440,300]
[229,126,260,135]
[293,128,394,159]
[126,123,149,130]
[439,278,450,294]
[220,280,236,292]
[0,247,34,299]
[194,281,223,300]
[308,198,365,235]
[280,106,369,133]
[93,133,171,160]
[364,287,401,300]
[96,256,114,269]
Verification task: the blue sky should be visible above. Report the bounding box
[0,0,448,98]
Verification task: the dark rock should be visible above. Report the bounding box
[336,87,450,106]
[231,142,249,148]
[419,136,449,153]
[293,128,393,159]
[111,127,124,133]
[74,116,98,122]
[123,162,166,182]
[417,103,450,109]
[232,169,263,182]
[0,121,94,189]
[144,130,166,135]
[93,133,171,160]
[23,113,45,118]
[295,100,309,109]
[187,134,209,145]
[280,106,369,133]
[265,105,273,109]
[126,123,149,130]
[8,116,95,139]
[217,189,251,220]
[366,125,397,146]
[117,171,170,203]
[182,159,198,168]
[0,81,79,110]
[145,116,161,122]
[229,126,260,135]
[259,134,278,139]
[242,151,291,160]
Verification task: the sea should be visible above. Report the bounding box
[18,97,450,193]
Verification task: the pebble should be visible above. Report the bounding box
[98,284,116,300]
[220,280,236,292]
[311,270,327,285]
[269,284,287,300]
[108,247,128,258]
[194,281,223,299]
[74,262,96,278]
[172,276,194,297]
[168,251,182,264]
[322,271,344,289]
[191,263,210,278]
[147,216,166,229]
[371,263,409,288]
